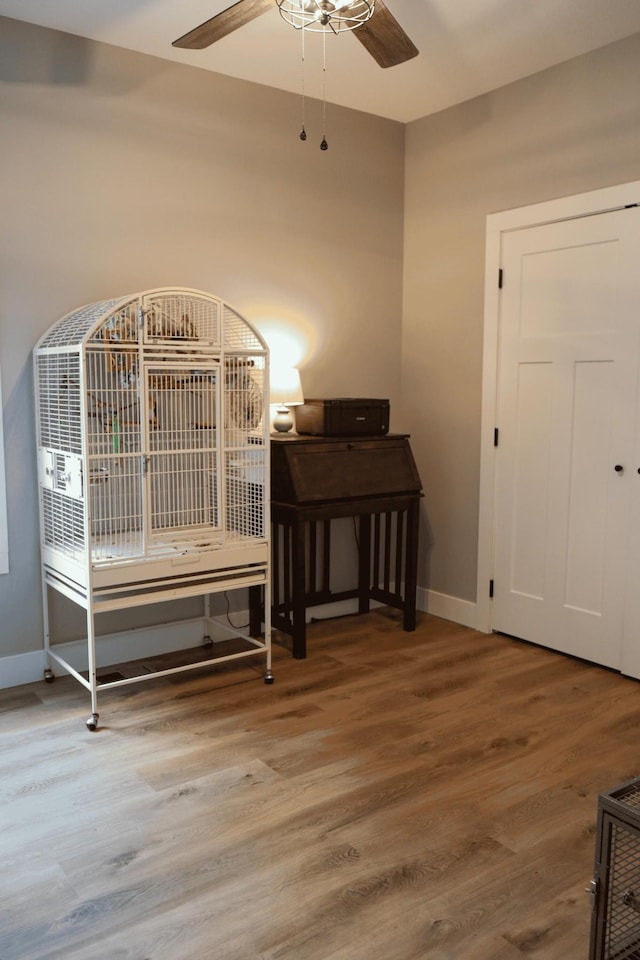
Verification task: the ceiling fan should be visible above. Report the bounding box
[172,0,419,69]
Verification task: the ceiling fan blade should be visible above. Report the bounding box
[354,0,418,68]
[173,0,273,50]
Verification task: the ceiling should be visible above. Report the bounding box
[2,0,640,123]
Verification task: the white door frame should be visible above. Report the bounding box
[476,179,640,633]
[0,364,8,575]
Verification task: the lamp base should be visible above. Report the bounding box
[273,405,294,433]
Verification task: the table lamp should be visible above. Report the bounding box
[270,366,304,433]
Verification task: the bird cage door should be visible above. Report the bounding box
[144,363,223,548]
[139,290,224,551]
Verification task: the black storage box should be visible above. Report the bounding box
[294,398,390,437]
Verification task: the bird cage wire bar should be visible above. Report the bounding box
[143,292,220,348]
[223,304,267,351]
[35,352,83,454]
[35,316,269,564]
[41,488,85,561]
[145,363,221,547]
[38,297,129,349]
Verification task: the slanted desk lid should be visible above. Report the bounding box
[271,435,422,504]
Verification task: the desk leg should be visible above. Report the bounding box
[249,585,262,637]
[291,518,307,659]
[358,513,372,615]
[403,499,419,632]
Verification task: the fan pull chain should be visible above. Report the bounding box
[299,24,307,141]
[320,28,328,150]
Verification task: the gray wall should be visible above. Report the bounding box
[403,32,640,604]
[0,17,405,658]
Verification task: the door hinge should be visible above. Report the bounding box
[498,268,503,289]
[494,428,499,447]
[489,579,494,598]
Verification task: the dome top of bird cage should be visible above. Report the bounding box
[35,287,267,354]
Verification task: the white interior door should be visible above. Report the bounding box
[492,207,640,669]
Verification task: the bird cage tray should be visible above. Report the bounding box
[91,540,269,589]
[43,539,268,593]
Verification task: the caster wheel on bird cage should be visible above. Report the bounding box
[86,714,99,732]
[44,668,55,683]
[264,671,275,685]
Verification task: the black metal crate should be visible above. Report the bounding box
[590,777,640,960]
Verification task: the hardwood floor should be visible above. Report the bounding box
[1,610,639,960]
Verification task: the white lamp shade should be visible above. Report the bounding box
[270,366,304,406]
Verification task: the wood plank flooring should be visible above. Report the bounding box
[2,609,639,960]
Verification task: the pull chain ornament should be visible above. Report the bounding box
[320,27,328,150]
[299,23,307,143]
[297,7,331,150]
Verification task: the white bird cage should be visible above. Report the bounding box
[33,287,272,730]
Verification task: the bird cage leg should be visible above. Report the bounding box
[41,573,55,683]
[85,600,99,732]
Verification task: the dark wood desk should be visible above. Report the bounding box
[253,434,422,659]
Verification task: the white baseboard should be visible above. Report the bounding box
[0,650,48,690]
[418,587,482,631]
[308,592,482,631]
[305,598,383,622]
[46,619,211,676]
[0,591,485,690]
[0,616,247,691]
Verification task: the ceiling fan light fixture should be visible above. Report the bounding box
[277,0,375,34]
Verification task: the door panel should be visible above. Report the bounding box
[493,209,640,669]
[563,360,613,615]
[509,361,553,600]
[519,238,619,338]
